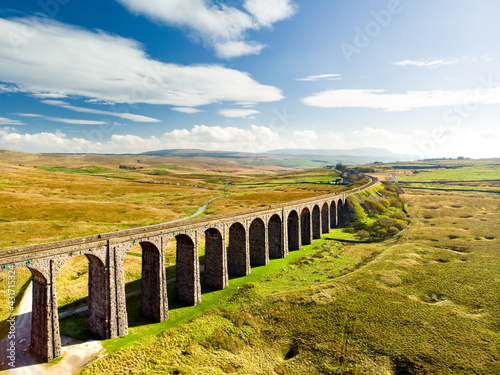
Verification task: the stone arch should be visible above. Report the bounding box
[203,228,228,290]
[175,234,201,306]
[227,222,249,276]
[301,207,312,245]
[268,214,284,258]
[287,210,300,251]
[330,200,337,228]
[55,253,111,340]
[312,205,321,240]
[321,202,330,234]
[136,241,167,321]
[249,218,268,266]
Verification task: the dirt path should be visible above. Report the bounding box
[0,283,105,375]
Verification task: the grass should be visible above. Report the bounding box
[0,267,31,336]
[2,155,500,374]
[36,166,111,174]
[395,163,500,181]
[78,164,500,375]
[76,235,357,367]
[0,160,347,250]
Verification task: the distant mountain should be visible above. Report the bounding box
[140,149,262,159]
[266,147,402,158]
[141,147,406,165]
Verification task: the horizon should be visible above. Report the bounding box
[1,1,500,159]
[3,146,498,163]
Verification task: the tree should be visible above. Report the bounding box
[336,163,347,172]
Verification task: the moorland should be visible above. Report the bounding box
[0,150,499,374]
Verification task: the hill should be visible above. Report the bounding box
[141,147,405,165]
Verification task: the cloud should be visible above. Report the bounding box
[45,117,108,125]
[0,117,25,125]
[41,100,161,123]
[214,40,265,59]
[296,74,342,82]
[293,130,318,142]
[171,107,203,114]
[244,0,297,27]
[393,55,494,69]
[218,109,259,118]
[30,93,68,99]
[13,113,43,117]
[302,86,500,111]
[0,17,283,108]
[1,125,498,158]
[116,0,297,58]
[350,127,413,150]
[0,125,283,154]
[12,112,109,125]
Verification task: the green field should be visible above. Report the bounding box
[399,165,500,181]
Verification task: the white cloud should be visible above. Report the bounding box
[13,113,43,118]
[11,112,108,125]
[0,125,283,154]
[30,93,68,99]
[214,40,265,59]
[0,127,90,153]
[41,100,160,123]
[393,55,494,69]
[293,130,318,143]
[1,125,498,158]
[116,0,297,58]
[218,109,259,118]
[244,0,298,27]
[45,117,108,125]
[350,127,413,151]
[0,117,25,125]
[302,86,500,112]
[296,74,342,82]
[0,84,23,93]
[171,107,203,114]
[0,18,283,108]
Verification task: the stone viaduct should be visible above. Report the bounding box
[0,179,376,362]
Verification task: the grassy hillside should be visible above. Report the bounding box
[0,152,344,331]
[81,180,500,374]
[77,161,500,375]
[1,154,499,374]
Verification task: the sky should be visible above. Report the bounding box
[0,0,499,159]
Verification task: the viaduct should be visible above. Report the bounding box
[0,178,377,362]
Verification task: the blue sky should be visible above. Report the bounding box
[0,0,499,159]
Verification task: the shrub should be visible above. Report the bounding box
[388,226,400,237]
[364,200,387,214]
[353,219,368,231]
[380,199,391,208]
[357,230,370,239]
